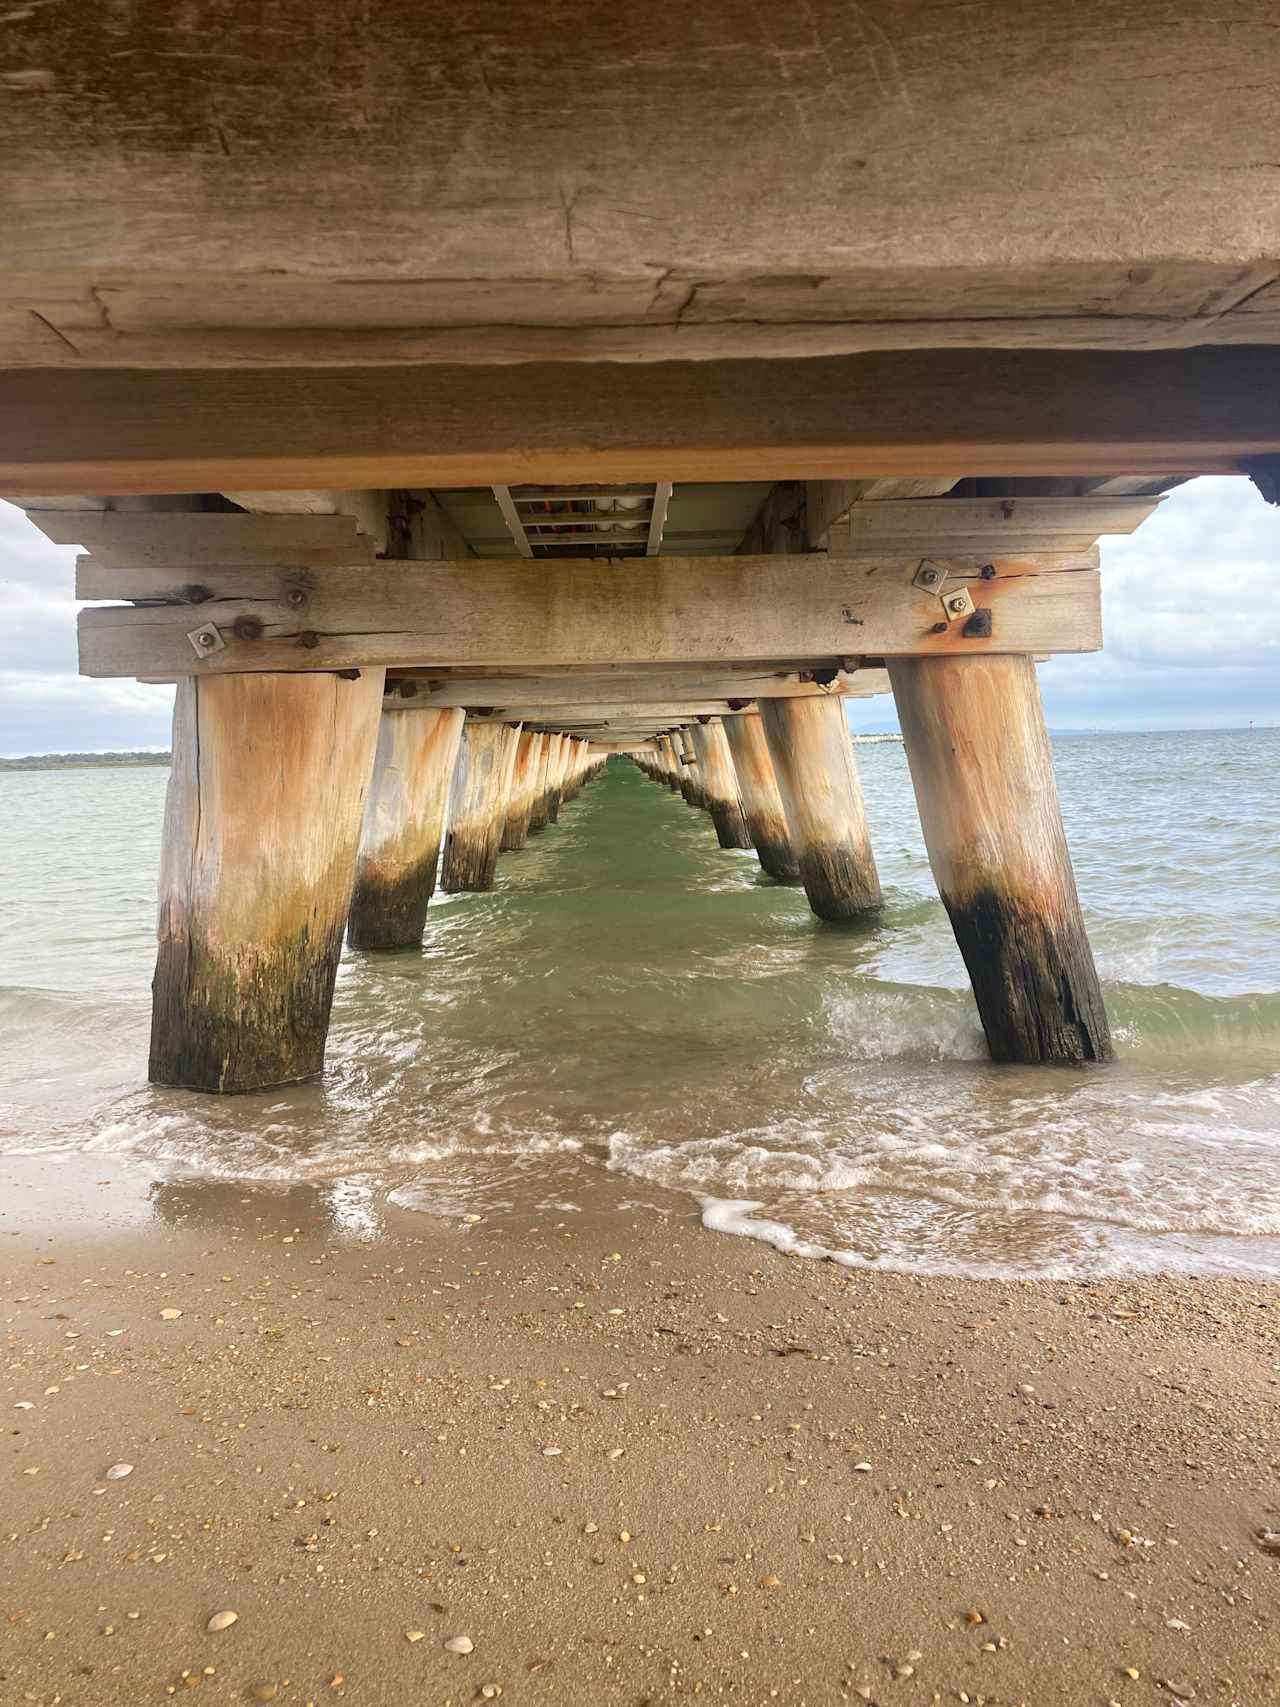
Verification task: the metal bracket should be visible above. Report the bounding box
[912,560,947,592]
[186,622,226,659]
[940,586,975,623]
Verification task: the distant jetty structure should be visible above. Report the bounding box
[1,0,1277,1091]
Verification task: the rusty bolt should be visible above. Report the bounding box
[232,615,264,642]
[980,563,997,581]
[297,629,320,649]
[179,583,212,605]
[336,669,362,681]
[929,621,948,635]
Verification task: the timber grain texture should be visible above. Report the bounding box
[149,668,386,1092]
[689,722,752,850]
[4,349,1280,494]
[889,654,1112,1065]
[27,509,377,565]
[75,551,1101,677]
[722,712,800,881]
[347,706,465,950]
[759,696,882,922]
[1,3,1278,363]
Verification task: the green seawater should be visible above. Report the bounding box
[2,731,1279,1276]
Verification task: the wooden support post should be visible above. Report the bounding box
[348,706,465,949]
[501,729,543,851]
[758,696,881,921]
[689,721,752,850]
[677,730,702,805]
[722,711,801,881]
[563,738,585,800]
[667,737,682,791]
[440,722,519,893]
[149,668,386,1092]
[888,654,1111,1064]
[527,734,555,832]
[545,733,569,823]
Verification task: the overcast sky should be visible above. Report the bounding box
[0,477,1276,755]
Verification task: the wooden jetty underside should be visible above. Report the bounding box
[2,0,1277,1089]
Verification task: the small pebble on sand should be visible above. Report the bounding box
[444,1635,474,1655]
[159,1309,183,1321]
[105,1463,133,1480]
[205,1610,238,1632]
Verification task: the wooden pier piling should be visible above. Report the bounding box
[441,721,520,893]
[501,728,543,851]
[527,734,555,833]
[722,712,801,881]
[758,697,881,921]
[545,733,569,824]
[348,705,466,949]
[689,720,753,850]
[889,655,1112,1064]
[149,668,386,1091]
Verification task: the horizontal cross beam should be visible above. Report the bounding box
[383,668,889,707]
[5,348,1280,495]
[74,551,1101,678]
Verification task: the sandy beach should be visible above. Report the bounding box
[3,1153,1276,1706]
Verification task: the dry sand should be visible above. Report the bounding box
[2,1154,1277,1705]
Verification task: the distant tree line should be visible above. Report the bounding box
[0,751,171,771]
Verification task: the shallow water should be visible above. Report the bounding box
[2,730,1279,1276]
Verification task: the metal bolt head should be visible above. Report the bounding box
[913,560,946,591]
[185,623,226,659]
[942,587,976,621]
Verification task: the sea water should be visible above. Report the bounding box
[2,731,1278,1276]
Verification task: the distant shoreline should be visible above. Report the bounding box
[0,751,171,771]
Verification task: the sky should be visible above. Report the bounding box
[0,477,1277,755]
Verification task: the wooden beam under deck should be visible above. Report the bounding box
[382,670,889,709]
[75,549,1100,678]
[5,348,1280,496]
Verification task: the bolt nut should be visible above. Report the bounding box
[912,560,948,592]
[942,587,976,621]
[185,622,227,659]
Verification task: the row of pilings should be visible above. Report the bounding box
[634,700,881,924]
[149,698,603,1093]
[631,672,1111,1071]
[351,720,603,949]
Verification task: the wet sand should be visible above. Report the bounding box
[3,1154,1277,1706]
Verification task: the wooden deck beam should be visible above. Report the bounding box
[4,348,1280,496]
[75,549,1100,677]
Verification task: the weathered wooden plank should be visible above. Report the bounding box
[28,508,378,565]
[76,551,1102,677]
[6,348,1280,496]
[832,495,1160,550]
[804,479,959,549]
[384,669,891,707]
